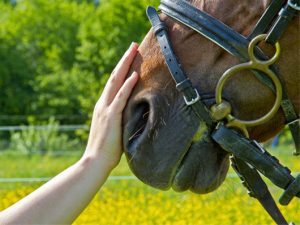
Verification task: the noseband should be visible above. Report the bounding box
[146,0,300,224]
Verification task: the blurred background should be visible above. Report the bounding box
[0,0,159,153]
[0,0,299,224]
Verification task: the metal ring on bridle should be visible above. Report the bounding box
[288,0,300,11]
[248,34,281,66]
[215,34,283,127]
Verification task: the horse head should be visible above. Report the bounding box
[122,0,300,194]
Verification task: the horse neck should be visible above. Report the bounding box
[189,0,300,115]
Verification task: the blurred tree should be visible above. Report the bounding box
[0,0,91,125]
[0,0,159,128]
[76,0,159,78]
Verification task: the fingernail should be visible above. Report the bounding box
[129,42,138,50]
[131,71,138,79]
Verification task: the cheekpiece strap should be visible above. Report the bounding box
[146,6,214,127]
[266,0,300,44]
[248,0,286,40]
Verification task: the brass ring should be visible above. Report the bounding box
[215,35,283,127]
[248,34,281,66]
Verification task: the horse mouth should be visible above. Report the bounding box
[124,114,229,194]
[170,142,197,191]
[171,138,229,193]
[123,96,229,194]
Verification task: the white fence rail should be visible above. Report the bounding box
[0,125,89,132]
[5,173,300,183]
[0,176,138,183]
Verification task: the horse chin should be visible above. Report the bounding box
[172,137,230,194]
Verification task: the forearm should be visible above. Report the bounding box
[0,154,112,225]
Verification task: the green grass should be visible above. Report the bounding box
[0,151,134,178]
[1,144,298,179]
[0,145,299,224]
[0,152,80,178]
[0,151,135,190]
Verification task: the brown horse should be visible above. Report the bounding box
[122,0,299,194]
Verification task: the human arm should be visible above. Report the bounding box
[0,42,139,225]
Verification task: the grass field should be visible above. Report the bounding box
[0,144,299,225]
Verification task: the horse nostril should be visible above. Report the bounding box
[125,101,150,151]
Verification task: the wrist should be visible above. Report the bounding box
[80,152,117,175]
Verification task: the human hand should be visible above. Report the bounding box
[84,42,139,170]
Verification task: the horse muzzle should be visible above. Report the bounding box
[122,93,229,193]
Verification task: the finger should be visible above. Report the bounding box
[110,72,139,113]
[112,42,139,80]
[103,42,139,104]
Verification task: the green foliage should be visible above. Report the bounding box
[34,67,99,116]
[0,1,90,119]
[77,0,159,76]
[0,0,159,127]
[9,118,82,154]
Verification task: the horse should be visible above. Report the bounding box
[122,0,299,203]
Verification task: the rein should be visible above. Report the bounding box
[146,0,300,224]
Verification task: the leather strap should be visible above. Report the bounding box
[212,124,300,199]
[159,0,249,60]
[248,0,286,40]
[146,6,214,127]
[231,156,288,225]
[266,0,300,44]
[282,100,300,155]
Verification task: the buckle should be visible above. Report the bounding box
[184,89,200,106]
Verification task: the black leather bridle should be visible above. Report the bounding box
[146,0,300,224]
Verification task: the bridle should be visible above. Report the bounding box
[146,0,300,224]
